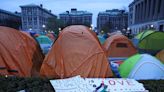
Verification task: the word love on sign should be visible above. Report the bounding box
[107,79,135,86]
[85,78,146,92]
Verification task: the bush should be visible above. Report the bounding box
[0,76,163,92]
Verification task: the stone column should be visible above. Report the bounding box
[145,0,148,21]
[139,3,142,23]
[160,0,164,19]
[144,0,147,22]
[147,0,150,20]
[137,4,140,23]
[142,1,145,22]
[135,5,138,24]
[140,2,142,22]
[149,0,154,21]
[154,0,159,20]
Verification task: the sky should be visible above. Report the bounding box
[0,0,133,26]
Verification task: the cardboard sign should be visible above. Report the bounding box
[50,76,147,92]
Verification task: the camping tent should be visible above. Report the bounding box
[133,30,164,55]
[36,35,53,54]
[46,33,56,41]
[0,26,44,77]
[40,25,113,78]
[97,35,106,44]
[103,34,137,57]
[36,35,52,44]
[119,54,164,80]
[156,50,164,64]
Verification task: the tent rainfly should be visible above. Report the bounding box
[0,26,44,77]
[40,25,113,78]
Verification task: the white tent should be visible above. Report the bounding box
[128,54,164,80]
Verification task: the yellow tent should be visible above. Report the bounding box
[156,50,164,64]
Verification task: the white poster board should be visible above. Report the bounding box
[50,76,91,92]
[50,76,147,92]
[85,78,146,92]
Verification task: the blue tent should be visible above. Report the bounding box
[97,35,106,44]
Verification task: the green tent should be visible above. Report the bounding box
[36,35,52,44]
[134,30,164,55]
[135,30,154,40]
[119,54,164,80]
[118,54,141,77]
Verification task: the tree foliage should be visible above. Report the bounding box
[46,17,65,36]
[101,22,112,34]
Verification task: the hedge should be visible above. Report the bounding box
[0,76,163,92]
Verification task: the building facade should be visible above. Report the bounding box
[0,9,21,29]
[20,4,57,33]
[129,0,164,34]
[59,9,92,27]
[97,9,128,33]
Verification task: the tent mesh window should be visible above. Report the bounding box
[116,43,128,48]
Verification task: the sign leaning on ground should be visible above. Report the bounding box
[50,76,148,92]
[85,78,147,92]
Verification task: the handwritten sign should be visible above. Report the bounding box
[85,78,146,92]
[50,76,91,92]
[50,76,147,92]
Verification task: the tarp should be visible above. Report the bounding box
[103,34,137,57]
[156,50,164,64]
[0,26,44,77]
[119,54,164,80]
[40,25,113,78]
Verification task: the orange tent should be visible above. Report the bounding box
[40,25,113,78]
[0,26,44,77]
[156,50,164,64]
[103,34,137,57]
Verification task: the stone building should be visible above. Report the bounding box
[59,8,92,27]
[97,9,128,33]
[129,0,164,34]
[20,4,57,33]
[0,9,21,29]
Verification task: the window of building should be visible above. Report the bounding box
[34,20,37,25]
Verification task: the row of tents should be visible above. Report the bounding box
[0,26,163,80]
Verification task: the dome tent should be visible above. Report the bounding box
[133,30,164,55]
[36,35,53,54]
[40,25,113,78]
[103,34,137,57]
[0,26,44,77]
[97,35,106,44]
[119,54,164,80]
